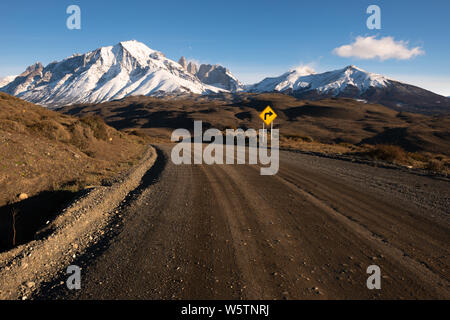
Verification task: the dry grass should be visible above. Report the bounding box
[362,145,449,174]
[425,159,446,172]
[0,92,149,207]
[365,145,408,163]
[60,93,450,158]
[280,134,356,155]
[79,115,109,141]
[279,134,449,175]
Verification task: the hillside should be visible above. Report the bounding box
[59,92,450,156]
[0,93,149,250]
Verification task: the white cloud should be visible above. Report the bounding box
[290,64,316,76]
[185,58,202,66]
[333,36,424,61]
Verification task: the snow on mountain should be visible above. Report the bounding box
[0,40,226,107]
[249,65,450,114]
[0,75,17,88]
[249,65,391,95]
[247,66,316,93]
[2,42,448,114]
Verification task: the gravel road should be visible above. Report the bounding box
[38,144,449,299]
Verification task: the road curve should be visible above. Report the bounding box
[40,144,450,299]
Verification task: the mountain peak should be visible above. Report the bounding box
[115,40,156,62]
[290,65,316,76]
[19,62,43,77]
[178,56,188,69]
[250,65,450,114]
[187,61,198,75]
[0,41,226,106]
[119,39,139,45]
[251,65,391,95]
[196,64,244,91]
[341,65,368,74]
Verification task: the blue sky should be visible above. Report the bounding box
[1,0,449,95]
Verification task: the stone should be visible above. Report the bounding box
[18,193,28,200]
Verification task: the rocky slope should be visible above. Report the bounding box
[177,56,244,92]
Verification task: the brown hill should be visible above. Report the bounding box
[0,93,149,250]
[0,92,150,205]
[59,92,450,156]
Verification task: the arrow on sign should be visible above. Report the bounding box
[264,111,273,120]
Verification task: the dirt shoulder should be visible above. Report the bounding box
[0,145,157,300]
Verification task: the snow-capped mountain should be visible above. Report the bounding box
[249,65,390,94]
[249,65,450,114]
[0,75,17,88]
[0,40,226,107]
[2,42,448,114]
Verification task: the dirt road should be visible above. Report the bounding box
[39,145,449,299]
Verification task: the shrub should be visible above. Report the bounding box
[68,124,88,150]
[284,134,314,143]
[79,115,109,141]
[366,145,408,163]
[129,129,148,139]
[409,152,429,162]
[426,159,443,172]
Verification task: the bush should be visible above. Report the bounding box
[28,120,71,141]
[367,145,408,163]
[426,159,444,172]
[79,115,109,141]
[284,134,314,143]
[129,129,148,139]
[68,124,88,150]
[409,152,429,162]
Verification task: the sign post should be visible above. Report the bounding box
[259,106,277,142]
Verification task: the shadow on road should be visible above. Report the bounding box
[33,146,168,299]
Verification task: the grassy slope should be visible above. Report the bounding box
[60,93,450,154]
[60,92,450,174]
[0,93,149,207]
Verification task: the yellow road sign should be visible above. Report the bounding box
[259,106,277,125]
